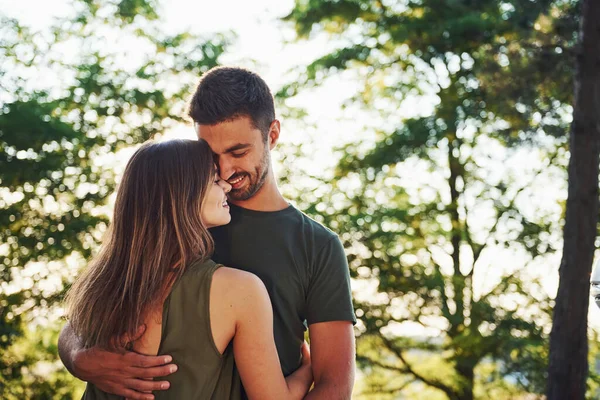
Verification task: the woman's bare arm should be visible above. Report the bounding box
[216,269,313,400]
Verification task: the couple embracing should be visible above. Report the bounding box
[59,67,356,399]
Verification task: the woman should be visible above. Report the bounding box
[65,139,313,399]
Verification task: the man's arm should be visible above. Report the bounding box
[58,322,177,400]
[305,321,355,400]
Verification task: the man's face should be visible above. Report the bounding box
[195,116,270,202]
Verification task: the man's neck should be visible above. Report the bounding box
[230,178,288,212]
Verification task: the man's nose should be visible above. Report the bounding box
[218,157,234,180]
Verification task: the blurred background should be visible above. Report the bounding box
[0,0,597,398]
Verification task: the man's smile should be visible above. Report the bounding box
[228,175,247,189]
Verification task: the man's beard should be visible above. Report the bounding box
[228,151,270,201]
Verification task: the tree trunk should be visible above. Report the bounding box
[448,135,464,337]
[456,364,475,400]
[547,1,600,399]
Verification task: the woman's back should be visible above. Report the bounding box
[66,140,312,400]
[82,258,242,400]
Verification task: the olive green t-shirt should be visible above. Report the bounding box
[210,203,356,376]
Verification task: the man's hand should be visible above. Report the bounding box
[58,323,177,400]
[72,347,177,400]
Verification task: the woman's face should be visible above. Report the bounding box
[201,172,232,228]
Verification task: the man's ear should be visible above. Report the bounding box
[268,120,281,150]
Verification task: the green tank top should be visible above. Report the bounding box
[82,259,242,400]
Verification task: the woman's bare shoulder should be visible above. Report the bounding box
[212,267,267,299]
[213,266,265,291]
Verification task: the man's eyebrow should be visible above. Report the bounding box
[223,143,252,153]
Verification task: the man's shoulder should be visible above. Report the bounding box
[294,208,339,243]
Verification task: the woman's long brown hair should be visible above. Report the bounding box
[66,139,216,350]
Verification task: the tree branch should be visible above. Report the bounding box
[467,151,558,269]
[359,377,417,396]
[381,336,458,399]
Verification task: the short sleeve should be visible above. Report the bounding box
[305,235,356,326]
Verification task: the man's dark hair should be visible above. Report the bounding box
[188,67,275,141]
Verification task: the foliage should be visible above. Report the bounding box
[0,0,229,394]
[282,1,580,399]
[0,322,86,399]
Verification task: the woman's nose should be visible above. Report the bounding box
[219,179,232,193]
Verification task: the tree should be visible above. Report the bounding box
[547,0,600,399]
[0,0,229,396]
[281,1,581,399]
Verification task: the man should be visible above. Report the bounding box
[58,66,356,399]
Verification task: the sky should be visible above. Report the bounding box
[3,0,600,340]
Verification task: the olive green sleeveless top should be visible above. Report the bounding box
[82,259,242,400]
